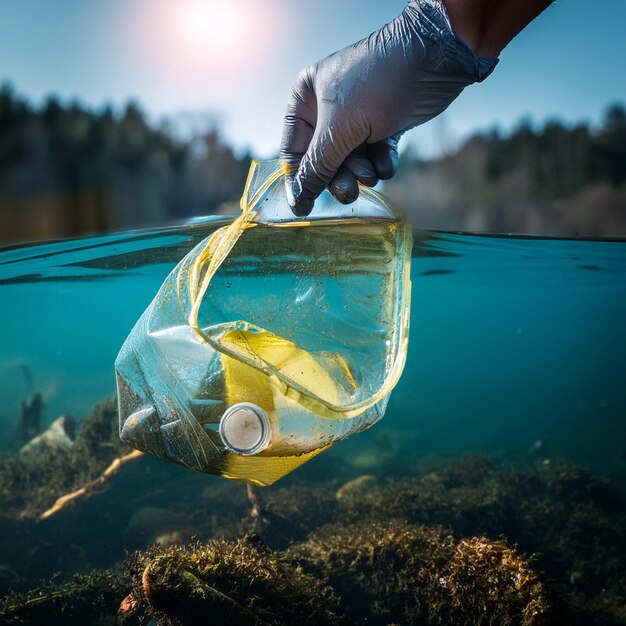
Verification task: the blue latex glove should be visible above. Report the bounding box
[280,0,498,216]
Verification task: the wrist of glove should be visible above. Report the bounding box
[280,0,498,216]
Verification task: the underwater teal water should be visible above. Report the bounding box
[1,219,625,482]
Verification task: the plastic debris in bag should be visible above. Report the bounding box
[115,160,412,485]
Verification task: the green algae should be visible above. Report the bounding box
[119,520,556,626]
[0,420,625,625]
[125,538,338,626]
[0,570,128,626]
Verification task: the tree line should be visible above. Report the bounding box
[386,103,626,236]
[1,83,624,242]
[0,84,251,243]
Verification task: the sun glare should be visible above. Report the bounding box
[125,0,280,112]
[179,0,243,54]
[136,0,276,87]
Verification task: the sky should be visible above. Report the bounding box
[0,0,625,159]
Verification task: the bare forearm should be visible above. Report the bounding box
[443,0,554,57]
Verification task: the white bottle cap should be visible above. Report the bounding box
[219,403,271,455]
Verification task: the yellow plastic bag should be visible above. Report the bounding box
[115,160,412,485]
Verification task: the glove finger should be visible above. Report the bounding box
[367,134,402,180]
[343,151,379,187]
[292,125,360,216]
[281,116,314,170]
[280,67,317,205]
[329,166,359,204]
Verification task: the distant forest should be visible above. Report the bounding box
[0,85,252,243]
[386,103,626,236]
[1,84,624,242]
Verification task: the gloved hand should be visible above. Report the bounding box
[280,0,498,216]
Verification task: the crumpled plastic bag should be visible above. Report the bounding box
[115,160,412,485]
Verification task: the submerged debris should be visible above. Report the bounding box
[18,415,75,458]
[334,474,377,500]
[17,391,44,448]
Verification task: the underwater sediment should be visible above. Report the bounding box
[0,399,625,625]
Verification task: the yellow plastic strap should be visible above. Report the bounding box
[188,161,288,330]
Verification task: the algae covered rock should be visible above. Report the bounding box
[288,520,555,626]
[289,519,456,625]
[441,537,553,626]
[122,519,556,626]
[128,537,338,626]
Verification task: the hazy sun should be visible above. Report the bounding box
[137,0,275,84]
[179,0,245,55]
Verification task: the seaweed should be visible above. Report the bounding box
[0,397,129,520]
[289,520,457,625]
[290,520,556,626]
[121,520,556,625]
[0,569,128,626]
[441,537,553,626]
[242,456,626,624]
[1,407,625,625]
[124,537,338,626]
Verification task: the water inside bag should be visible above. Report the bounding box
[114,160,412,485]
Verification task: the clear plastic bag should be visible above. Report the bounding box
[115,160,412,485]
